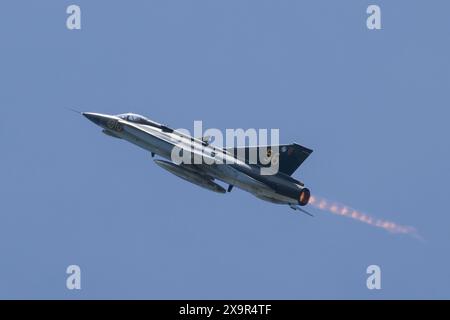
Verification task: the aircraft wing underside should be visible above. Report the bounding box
[153,159,226,193]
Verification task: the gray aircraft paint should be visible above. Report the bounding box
[82,112,312,210]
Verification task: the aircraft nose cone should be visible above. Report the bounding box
[82,112,94,120]
[82,112,102,125]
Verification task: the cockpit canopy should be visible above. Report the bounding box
[116,113,174,133]
[116,113,162,127]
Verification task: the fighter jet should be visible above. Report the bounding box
[82,112,313,215]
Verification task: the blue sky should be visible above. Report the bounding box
[0,1,449,299]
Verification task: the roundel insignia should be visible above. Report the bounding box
[281,146,287,153]
[272,153,279,166]
[287,147,294,156]
[116,123,123,132]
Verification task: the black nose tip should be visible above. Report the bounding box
[82,112,101,125]
[82,112,91,119]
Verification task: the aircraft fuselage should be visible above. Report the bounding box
[82,112,311,208]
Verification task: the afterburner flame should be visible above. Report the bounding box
[309,195,417,236]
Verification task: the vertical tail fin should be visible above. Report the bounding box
[226,143,313,176]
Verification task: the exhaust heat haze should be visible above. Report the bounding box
[309,195,418,237]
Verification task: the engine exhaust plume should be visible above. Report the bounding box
[309,195,419,237]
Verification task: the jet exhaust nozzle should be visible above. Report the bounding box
[298,188,311,206]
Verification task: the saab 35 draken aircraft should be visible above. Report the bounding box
[82,112,313,215]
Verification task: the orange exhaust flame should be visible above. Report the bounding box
[309,195,418,236]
